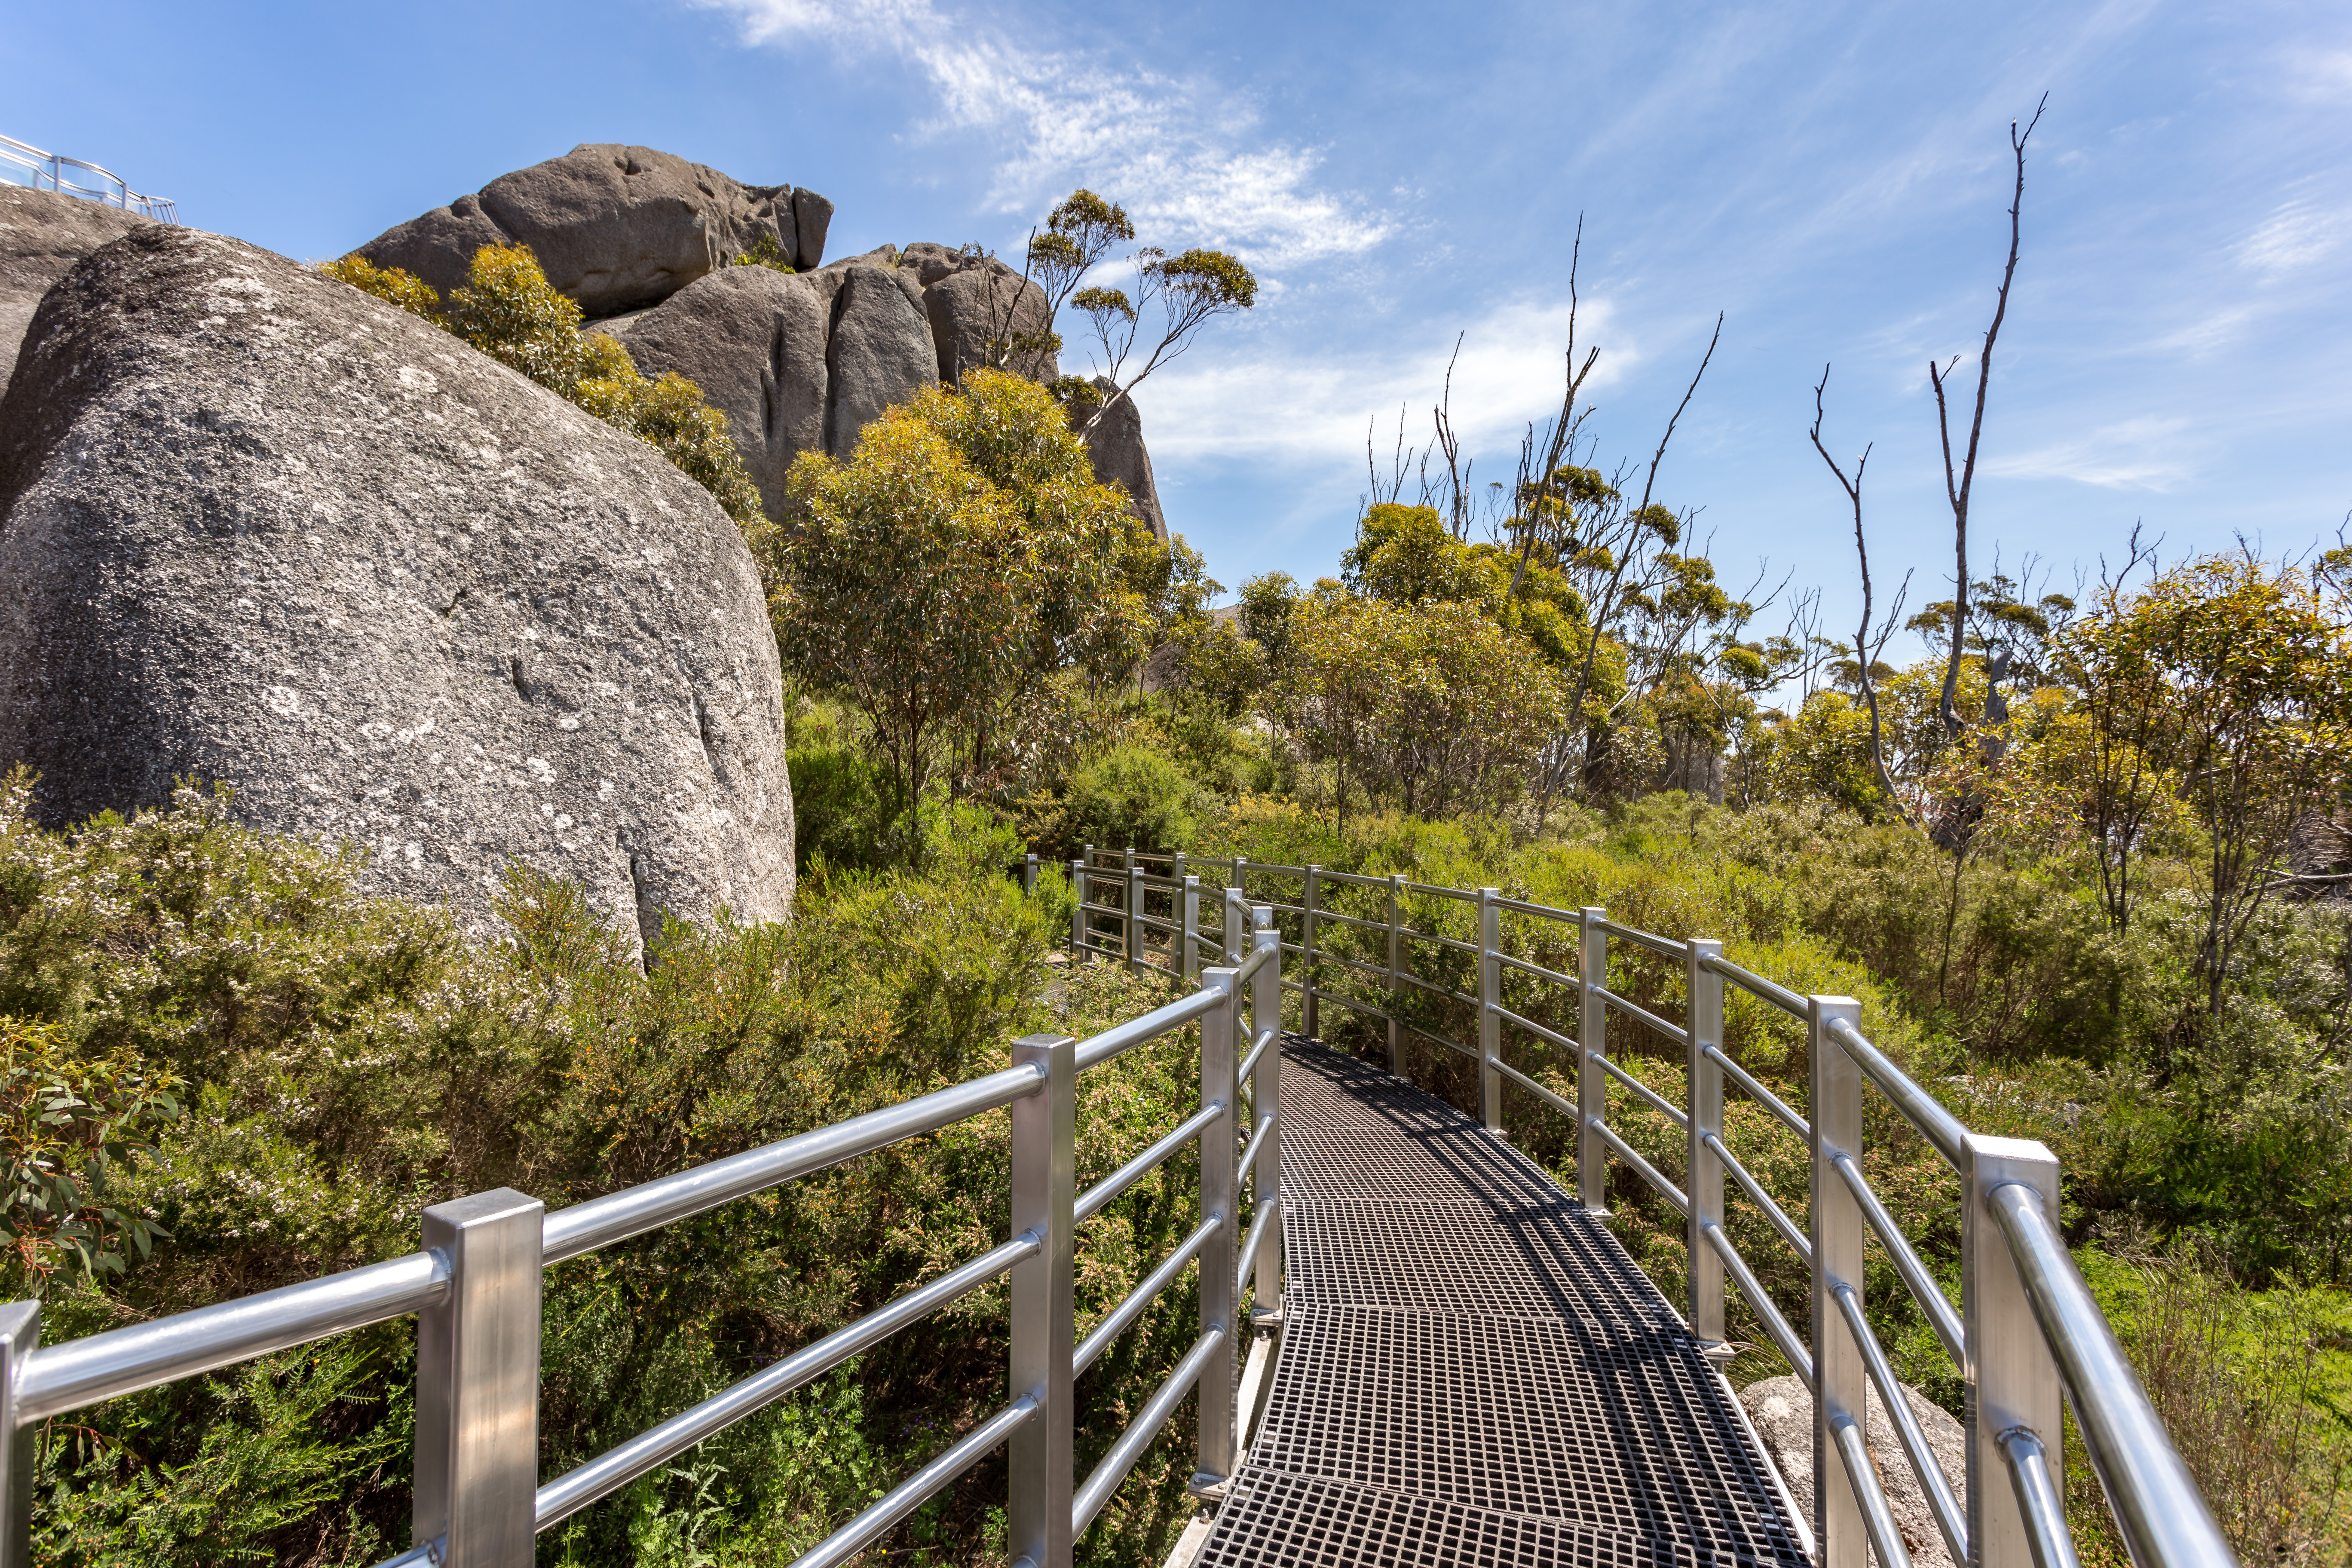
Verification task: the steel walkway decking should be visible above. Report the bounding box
[1197,1039,1811,1568]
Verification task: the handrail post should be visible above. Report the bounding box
[1024,853,1039,897]
[1809,997,1868,1568]
[1302,865,1321,1040]
[1966,1133,2064,1568]
[1194,964,1241,1489]
[1386,873,1405,1076]
[415,1188,544,1568]
[1477,887,1503,1133]
[1124,849,1139,974]
[1009,1033,1077,1568]
[1686,940,1727,1354]
[1250,912,1284,1323]
[1070,859,1086,956]
[0,1301,39,1568]
[1578,908,1609,1209]
[1231,858,1248,959]
[1182,874,1202,983]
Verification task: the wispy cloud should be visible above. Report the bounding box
[689,0,1392,267]
[1980,415,2195,491]
[1139,297,1635,469]
[2234,199,2351,277]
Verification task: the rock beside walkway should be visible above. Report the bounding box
[0,224,793,961]
[1740,1373,1966,1568]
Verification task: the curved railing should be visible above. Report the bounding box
[1056,845,2234,1568]
[1,134,178,222]
[0,907,1286,1568]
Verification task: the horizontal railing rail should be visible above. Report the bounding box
[0,894,1289,1568]
[1,133,178,221]
[1065,848,2235,1568]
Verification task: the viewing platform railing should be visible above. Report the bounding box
[1,134,178,222]
[0,899,1286,1568]
[1050,845,2235,1568]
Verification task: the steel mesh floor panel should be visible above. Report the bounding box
[1250,1305,1803,1562]
[1198,1038,1805,1568]
[1197,1467,1740,1568]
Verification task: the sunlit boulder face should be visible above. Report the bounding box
[0,225,793,962]
[0,184,150,394]
[357,143,833,318]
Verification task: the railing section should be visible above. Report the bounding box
[0,134,178,222]
[0,899,1286,1568]
[1146,850,2232,1568]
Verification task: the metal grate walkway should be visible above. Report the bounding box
[1198,1040,1811,1568]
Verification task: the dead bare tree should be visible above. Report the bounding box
[1929,93,2047,740]
[1810,364,1912,822]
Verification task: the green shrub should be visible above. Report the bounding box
[731,232,797,275]
[1050,745,1205,861]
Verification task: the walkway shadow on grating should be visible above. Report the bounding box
[1195,1039,1808,1568]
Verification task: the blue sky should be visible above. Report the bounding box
[11,0,2349,656]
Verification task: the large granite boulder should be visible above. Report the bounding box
[357,144,831,318]
[1739,1374,1966,1568]
[597,264,832,522]
[0,225,793,960]
[924,260,1058,385]
[0,185,149,393]
[1076,378,1167,540]
[822,262,936,455]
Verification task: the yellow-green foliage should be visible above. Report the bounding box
[316,254,441,320]
[731,232,797,274]
[0,1017,180,1291]
[775,370,1156,857]
[3,776,1213,1566]
[323,244,768,532]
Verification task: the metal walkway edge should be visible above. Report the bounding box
[1198,1039,1812,1568]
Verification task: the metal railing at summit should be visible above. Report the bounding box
[0,897,1285,1568]
[2,134,178,222]
[1054,844,2235,1568]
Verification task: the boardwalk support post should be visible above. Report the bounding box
[1578,907,1609,1210]
[415,1188,544,1568]
[1387,873,1406,1076]
[1009,1033,1077,1568]
[1250,910,1284,1323]
[1124,849,1139,974]
[1478,887,1504,1134]
[1966,1134,2065,1568]
[1070,859,1086,956]
[1182,875,1202,983]
[1302,865,1321,1040]
[1686,939,1727,1354]
[1810,996,1868,1568]
[1194,964,1241,1488]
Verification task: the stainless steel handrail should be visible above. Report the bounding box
[1074,1214,1222,1375]
[1700,1219,1812,1387]
[18,1250,451,1421]
[1073,987,1224,1072]
[798,1395,1039,1568]
[0,133,178,221]
[1989,1182,2236,1568]
[1702,1130,1811,1263]
[1827,1014,1966,1170]
[1702,952,1809,1019]
[1703,1044,1811,1139]
[1831,1151,1963,1365]
[536,1232,1038,1528]
[1592,1051,1690,1129]
[1829,1280,1967,1565]
[1591,985,1690,1047]
[543,1063,1046,1262]
[1075,1104,1223,1225]
[1074,1325,1228,1533]
[1589,1118,1687,1215]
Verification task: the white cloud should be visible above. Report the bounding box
[1980,416,2195,491]
[690,0,1391,268]
[2234,199,2351,278]
[1137,297,1634,470]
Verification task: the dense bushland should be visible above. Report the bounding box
[3,776,1229,1567]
